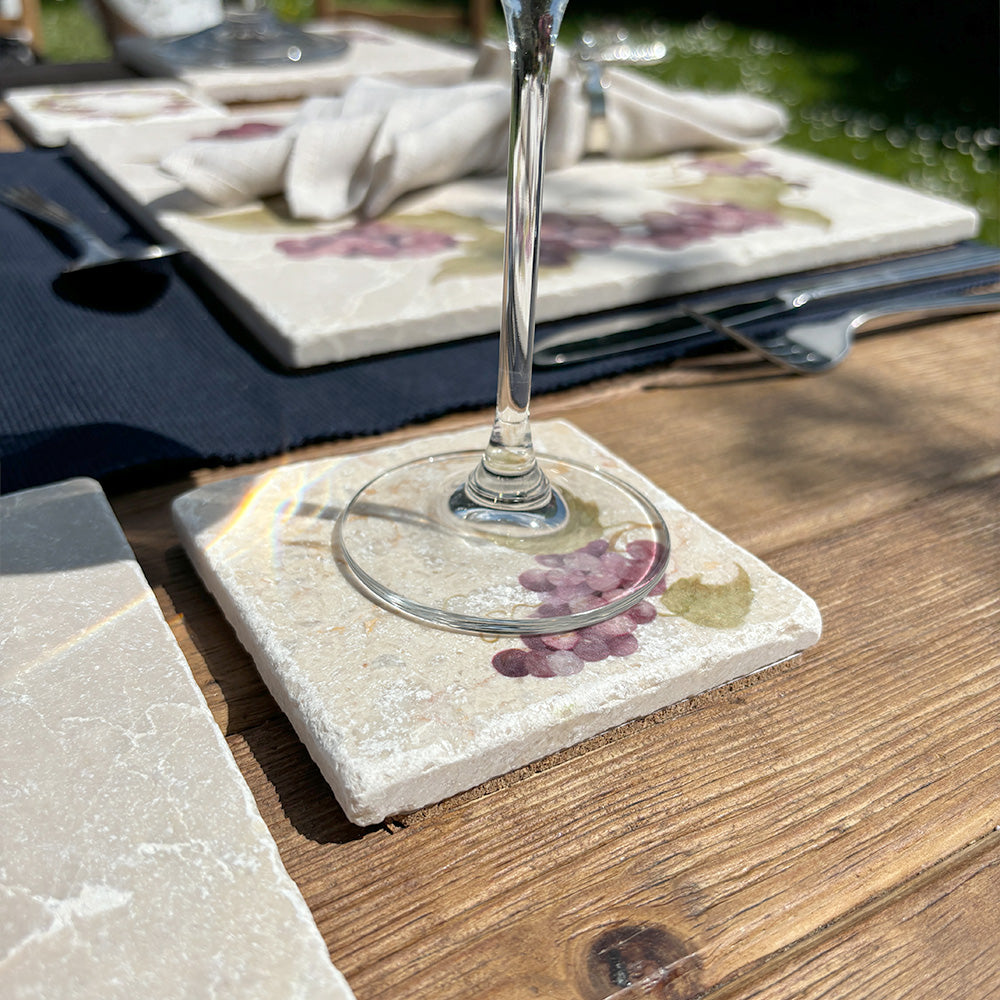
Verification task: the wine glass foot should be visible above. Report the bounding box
[336,451,669,635]
[334,0,670,638]
[448,466,569,534]
[160,11,348,68]
[448,487,570,533]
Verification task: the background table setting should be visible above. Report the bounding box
[2,4,998,998]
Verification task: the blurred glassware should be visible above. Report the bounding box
[90,0,348,67]
[0,34,37,66]
[574,24,668,117]
[156,0,348,67]
[0,0,42,63]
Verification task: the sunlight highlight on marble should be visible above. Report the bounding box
[0,479,353,1000]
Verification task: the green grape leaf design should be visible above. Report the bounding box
[661,564,753,628]
[431,229,504,281]
[388,210,497,238]
[399,211,504,282]
[198,196,304,232]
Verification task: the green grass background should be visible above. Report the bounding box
[36,0,998,243]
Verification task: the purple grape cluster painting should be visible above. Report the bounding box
[492,538,757,679]
[265,153,828,268]
[491,538,667,678]
[276,222,458,261]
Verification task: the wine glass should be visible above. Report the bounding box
[336,0,669,635]
[159,1,348,67]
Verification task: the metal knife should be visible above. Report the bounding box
[533,243,1000,367]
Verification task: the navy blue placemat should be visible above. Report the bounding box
[0,149,711,494]
[0,150,991,494]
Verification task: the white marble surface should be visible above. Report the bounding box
[4,80,229,148]
[172,421,823,826]
[0,478,353,1000]
[70,116,981,368]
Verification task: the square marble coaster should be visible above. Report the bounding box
[1,479,353,999]
[173,421,821,826]
[4,80,229,147]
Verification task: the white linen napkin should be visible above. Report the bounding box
[598,66,788,158]
[470,42,787,160]
[160,78,511,219]
[160,49,787,221]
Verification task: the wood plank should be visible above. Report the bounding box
[551,310,1000,556]
[704,834,1000,1000]
[0,107,24,152]
[153,474,995,1000]
[104,317,998,998]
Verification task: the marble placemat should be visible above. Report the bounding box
[0,479,354,999]
[70,116,980,368]
[172,421,822,826]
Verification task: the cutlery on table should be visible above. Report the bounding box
[686,290,1000,374]
[1,185,181,303]
[532,243,1000,367]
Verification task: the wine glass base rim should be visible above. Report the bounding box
[335,451,670,635]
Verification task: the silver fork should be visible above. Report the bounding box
[0,185,180,278]
[682,291,1000,374]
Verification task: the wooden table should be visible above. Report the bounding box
[1,81,997,1000]
[105,312,998,999]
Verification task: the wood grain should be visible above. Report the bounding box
[106,317,999,999]
[703,834,1000,1000]
[246,477,997,1000]
[0,113,22,153]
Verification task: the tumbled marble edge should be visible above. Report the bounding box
[362,633,818,826]
[172,421,822,825]
[172,489,369,824]
[1,478,355,999]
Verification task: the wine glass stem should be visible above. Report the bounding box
[465,2,566,510]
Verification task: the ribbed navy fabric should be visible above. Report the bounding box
[0,150,989,494]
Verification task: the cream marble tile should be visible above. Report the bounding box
[172,420,822,826]
[4,80,229,148]
[0,478,353,1000]
[70,125,980,368]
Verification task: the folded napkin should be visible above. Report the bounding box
[161,77,511,219]
[160,46,787,221]
[470,43,788,163]
[104,0,223,38]
[599,66,789,159]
